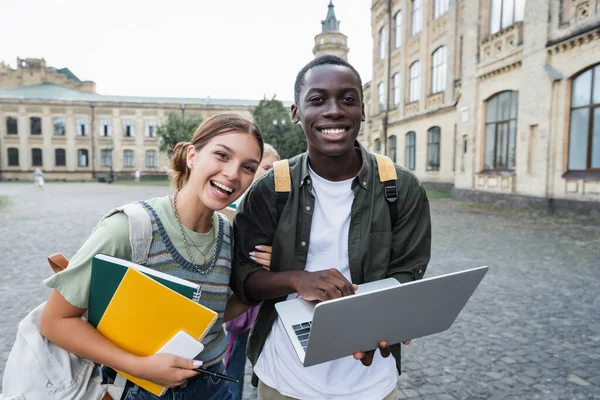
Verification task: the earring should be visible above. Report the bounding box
[188,163,193,169]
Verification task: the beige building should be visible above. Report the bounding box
[0,58,259,181]
[313,1,350,60]
[364,0,600,215]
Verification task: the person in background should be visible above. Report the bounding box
[225,143,280,400]
[134,170,141,183]
[33,168,45,190]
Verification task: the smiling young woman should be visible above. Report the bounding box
[39,111,266,400]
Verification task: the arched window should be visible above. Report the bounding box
[484,91,519,170]
[55,148,66,167]
[378,82,386,112]
[389,135,397,163]
[31,148,43,167]
[409,61,421,102]
[412,0,423,35]
[431,46,447,94]
[392,73,401,108]
[405,132,416,170]
[490,0,525,34]
[379,26,386,60]
[146,150,157,168]
[374,138,382,154]
[568,65,600,171]
[427,127,441,170]
[123,149,135,168]
[394,11,402,48]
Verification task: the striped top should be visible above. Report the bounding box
[139,200,232,367]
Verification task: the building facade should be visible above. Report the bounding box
[0,59,259,181]
[365,0,600,214]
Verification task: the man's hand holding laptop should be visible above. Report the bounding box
[291,268,412,366]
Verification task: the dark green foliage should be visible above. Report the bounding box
[157,113,204,154]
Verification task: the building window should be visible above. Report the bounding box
[76,117,88,136]
[101,149,112,167]
[431,46,447,94]
[378,82,386,112]
[7,148,19,166]
[55,148,66,167]
[100,118,112,137]
[427,127,441,170]
[392,73,401,108]
[394,11,403,48]
[78,149,89,167]
[145,119,157,137]
[123,119,134,137]
[53,117,65,136]
[412,0,423,35]
[123,149,135,168]
[434,0,449,19]
[484,91,519,170]
[405,131,416,170]
[490,0,525,35]
[568,65,600,171]
[379,26,386,60]
[6,117,18,135]
[374,138,382,154]
[30,117,42,135]
[409,61,421,103]
[389,135,397,163]
[31,148,43,166]
[146,150,157,168]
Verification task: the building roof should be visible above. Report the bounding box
[0,83,269,107]
[54,67,82,83]
[321,0,340,33]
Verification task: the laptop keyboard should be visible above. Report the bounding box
[292,321,312,351]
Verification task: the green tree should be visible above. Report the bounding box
[253,97,307,159]
[157,113,204,154]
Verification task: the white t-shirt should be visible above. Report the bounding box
[254,167,397,400]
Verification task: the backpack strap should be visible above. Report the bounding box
[99,202,153,265]
[374,154,399,226]
[273,159,291,216]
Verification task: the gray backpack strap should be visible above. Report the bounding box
[100,202,152,265]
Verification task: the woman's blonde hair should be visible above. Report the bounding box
[168,111,263,189]
[263,143,280,160]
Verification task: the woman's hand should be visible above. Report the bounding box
[249,245,272,270]
[134,353,201,387]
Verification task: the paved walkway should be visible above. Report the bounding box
[0,182,599,399]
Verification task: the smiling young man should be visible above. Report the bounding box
[231,56,431,400]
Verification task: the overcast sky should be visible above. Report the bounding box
[0,0,373,102]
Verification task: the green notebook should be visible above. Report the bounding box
[88,254,202,328]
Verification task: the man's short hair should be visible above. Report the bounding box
[294,55,363,105]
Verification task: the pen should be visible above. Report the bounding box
[193,368,239,383]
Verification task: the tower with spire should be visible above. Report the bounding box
[313,0,349,60]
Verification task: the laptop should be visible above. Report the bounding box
[275,266,488,367]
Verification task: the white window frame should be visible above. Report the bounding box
[412,0,423,35]
[379,26,386,60]
[490,0,525,34]
[409,61,421,103]
[76,117,88,137]
[434,0,449,20]
[100,118,112,137]
[378,82,386,112]
[146,150,157,168]
[393,73,401,108]
[145,119,157,137]
[77,149,89,167]
[122,119,134,137]
[123,149,135,168]
[431,46,447,94]
[394,11,403,48]
[53,117,65,136]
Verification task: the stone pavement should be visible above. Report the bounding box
[0,182,599,399]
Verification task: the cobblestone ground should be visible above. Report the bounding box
[0,182,599,400]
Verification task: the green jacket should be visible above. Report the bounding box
[230,143,431,386]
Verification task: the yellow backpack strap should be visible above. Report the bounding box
[273,159,291,192]
[273,159,291,217]
[374,153,397,182]
[374,153,399,224]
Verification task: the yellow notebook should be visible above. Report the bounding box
[96,268,217,396]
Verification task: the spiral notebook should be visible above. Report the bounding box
[89,254,217,396]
